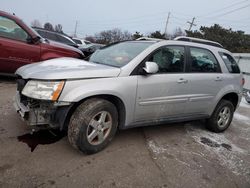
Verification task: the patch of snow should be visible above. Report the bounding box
[185,124,250,181]
[147,140,167,155]
[233,112,250,122]
[146,139,191,167]
[240,98,250,109]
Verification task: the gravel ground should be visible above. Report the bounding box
[0,78,249,188]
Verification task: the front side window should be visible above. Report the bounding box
[148,46,185,73]
[0,16,28,42]
[219,52,240,73]
[89,41,153,67]
[190,47,220,73]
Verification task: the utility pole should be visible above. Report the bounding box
[164,12,171,39]
[74,21,78,37]
[187,17,196,31]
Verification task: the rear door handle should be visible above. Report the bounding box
[215,77,223,81]
[177,78,188,84]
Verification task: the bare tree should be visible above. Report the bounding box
[85,36,96,43]
[132,31,143,40]
[94,28,132,44]
[44,22,54,31]
[55,24,63,33]
[172,27,186,39]
[31,19,42,28]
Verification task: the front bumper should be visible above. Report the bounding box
[13,92,29,119]
[13,92,72,129]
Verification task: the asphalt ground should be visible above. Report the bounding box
[0,78,249,188]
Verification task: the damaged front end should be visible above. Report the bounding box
[13,78,72,130]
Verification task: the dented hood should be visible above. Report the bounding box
[16,57,121,80]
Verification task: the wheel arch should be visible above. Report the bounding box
[218,92,239,111]
[61,94,126,131]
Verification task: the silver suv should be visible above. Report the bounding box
[14,37,244,154]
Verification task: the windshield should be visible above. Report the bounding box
[89,41,153,67]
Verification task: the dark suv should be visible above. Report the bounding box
[0,11,83,74]
[33,27,79,48]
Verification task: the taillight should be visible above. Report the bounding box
[241,78,245,86]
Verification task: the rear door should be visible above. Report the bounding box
[134,45,190,122]
[0,15,41,73]
[184,46,225,115]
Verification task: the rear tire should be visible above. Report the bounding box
[206,99,234,133]
[68,98,118,154]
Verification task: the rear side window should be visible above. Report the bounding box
[56,35,75,45]
[46,32,58,41]
[189,47,220,73]
[219,52,240,73]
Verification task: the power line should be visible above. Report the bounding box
[198,0,249,18]
[206,3,250,19]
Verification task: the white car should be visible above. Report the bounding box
[72,37,92,47]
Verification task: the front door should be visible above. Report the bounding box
[134,45,190,122]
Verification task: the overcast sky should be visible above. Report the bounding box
[2,0,250,37]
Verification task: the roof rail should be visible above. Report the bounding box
[136,37,164,42]
[174,36,223,48]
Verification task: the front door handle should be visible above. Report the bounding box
[177,78,188,84]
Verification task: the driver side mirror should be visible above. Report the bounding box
[143,61,159,74]
[27,36,40,44]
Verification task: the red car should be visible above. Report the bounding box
[0,11,84,75]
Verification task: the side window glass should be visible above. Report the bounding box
[0,16,28,42]
[148,46,185,73]
[36,30,47,38]
[219,52,240,73]
[46,32,58,41]
[190,47,219,73]
[56,35,74,45]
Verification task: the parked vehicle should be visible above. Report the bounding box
[34,28,102,57]
[79,43,105,57]
[72,37,92,47]
[14,37,243,154]
[0,11,84,74]
[242,72,250,103]
[233,53,250,103]
[33,27,79,48]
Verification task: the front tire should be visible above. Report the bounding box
[68,98,118,154]
[206,99,234,133]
